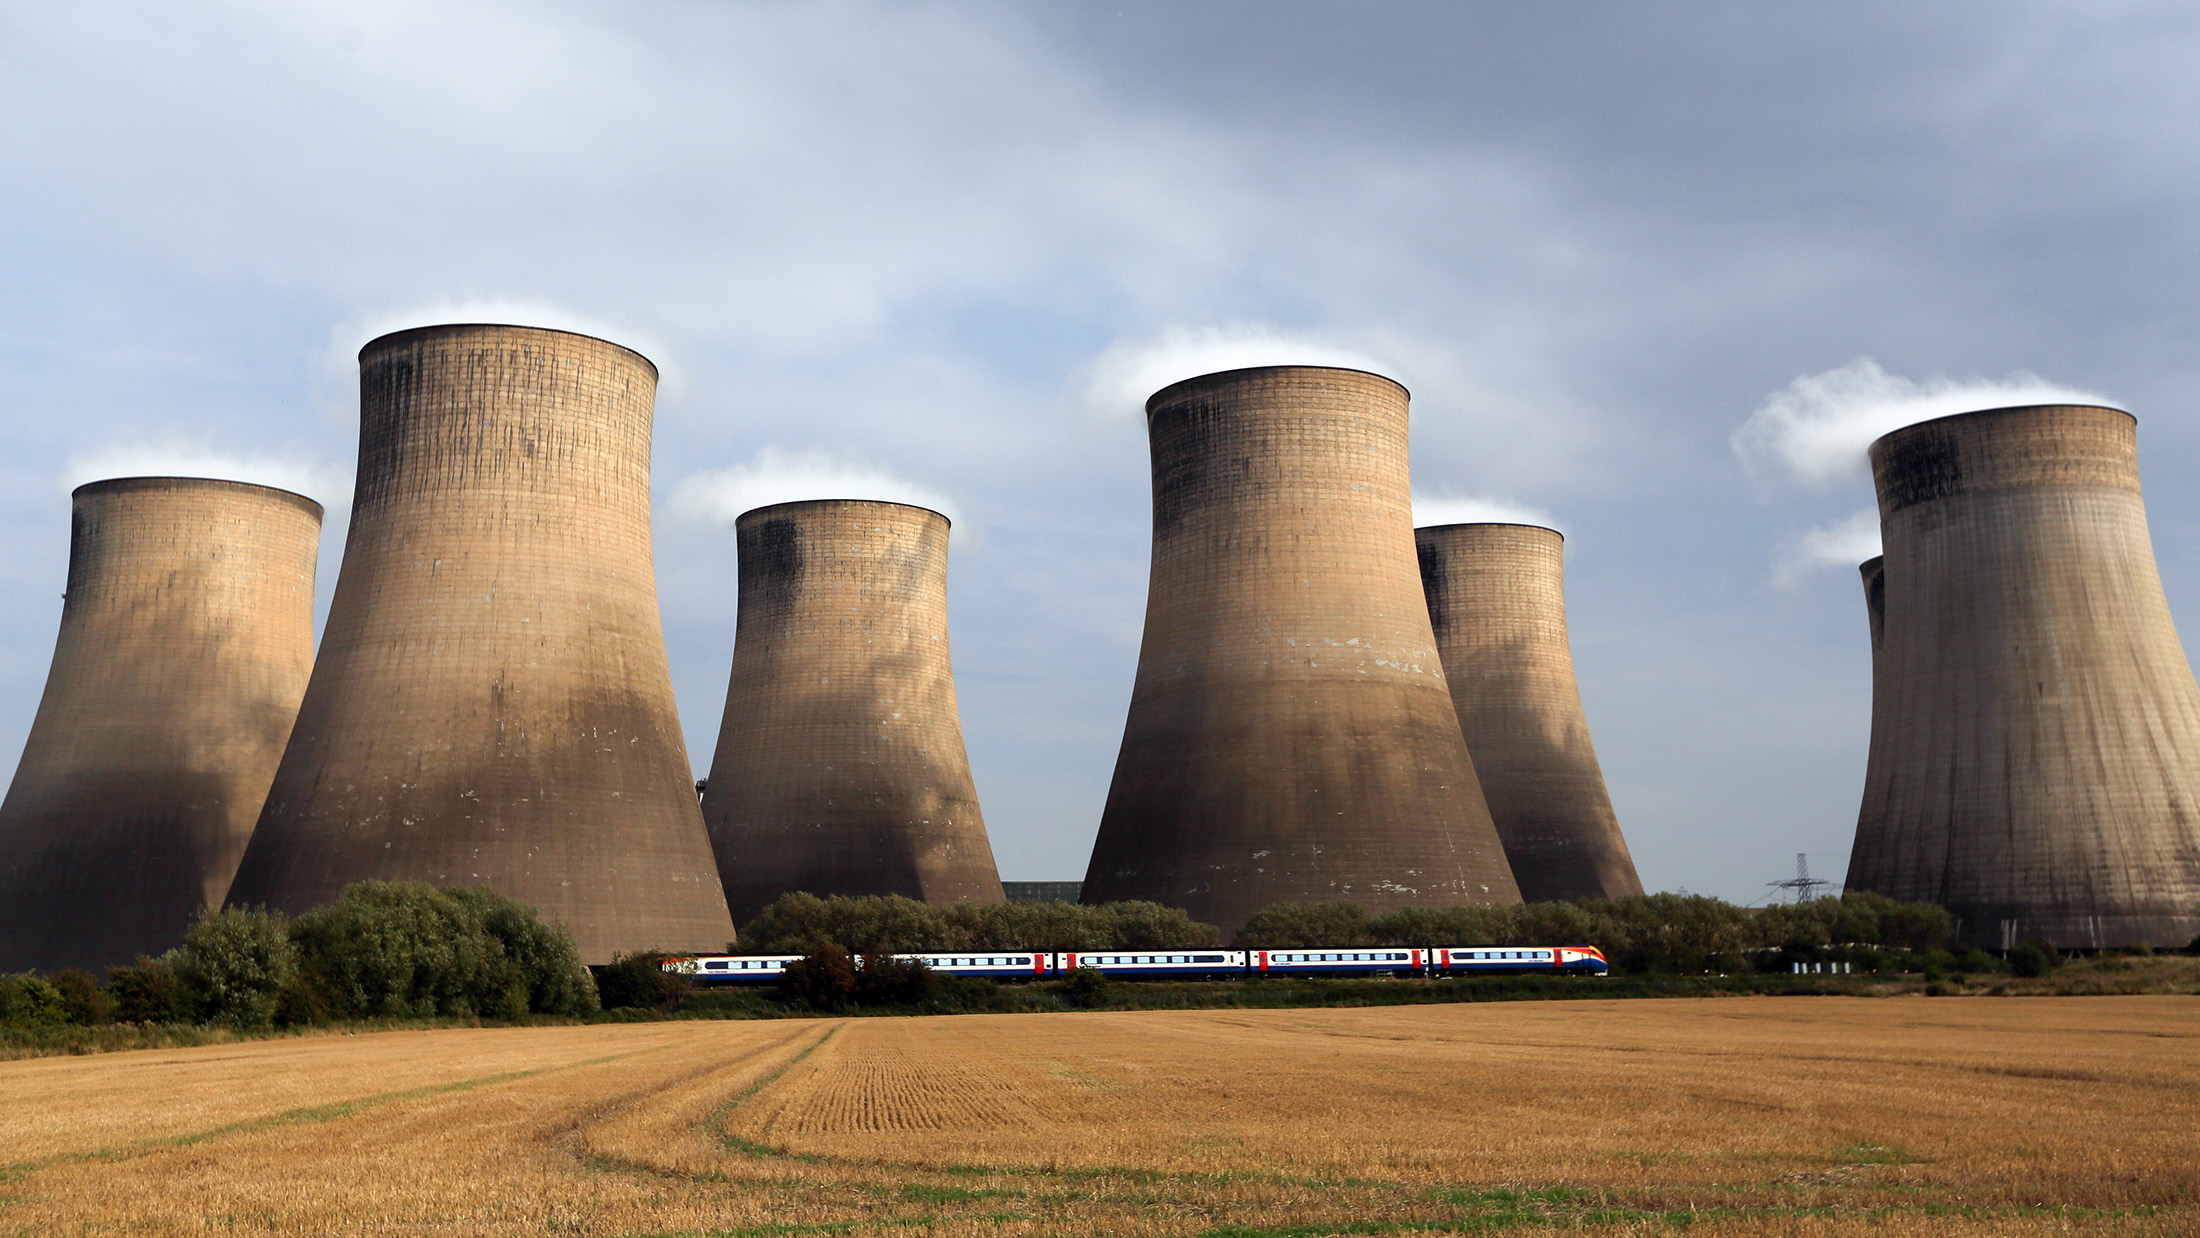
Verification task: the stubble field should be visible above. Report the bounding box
[1,995,2193,1236]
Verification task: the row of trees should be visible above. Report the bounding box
[0,882,598,1030]
[732,890,1960,975]
[1233,890,1958,973]
[737,892,1219,954]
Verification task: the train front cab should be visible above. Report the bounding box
[670,955,804,984]
[1431,946,1607,976]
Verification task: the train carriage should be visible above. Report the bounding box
[670,954,805,984]
[894,952,1051,980]
[1055,950,1248,978]
[1253,948,1425,976]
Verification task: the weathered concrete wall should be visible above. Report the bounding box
[1083,366,1520,933]
[1416,523,1641,902]
[0,478,320,973]
[226,324,735,962]
[701,500,1003,922]
[1859,555,1886,659]
[1848,404,2200,949]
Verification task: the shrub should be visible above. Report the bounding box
[1060,966,1111,1008]
[107,957,193,1024]
[856,953,938,1006]
[595,950,690,1011]
[173,906,299,1028]
[1952,947,2006,975]
[2009,940,2059,978]
[0,973,66,1028]
[776,947,858,1011]
[291,882,596,1019]
[45,968,110,1025]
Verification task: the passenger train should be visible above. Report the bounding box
[665,945,1607,984]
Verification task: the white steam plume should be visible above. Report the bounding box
[1775,507,1883,588]
[1074,322,1393,419]
[63,439,352,509]
[1732,357,2114,487]
[1411,491,1562,533]
[664,447,963,531]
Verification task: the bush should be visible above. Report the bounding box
[776,947,858,1011]
[856,953,938,1006]
[173,906,299,1028]
[0,973,66,1028]
[290,882,596,1019]
[107,958,193,1024]
[2010,940,2060,978]
[45,968,110,1025]
[1060,966,1111,1008]
[595,950,690,1011]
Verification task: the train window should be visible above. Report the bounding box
[705,961,727,970]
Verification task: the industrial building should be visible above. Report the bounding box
[700,499,1004,922]
[225,324,736,962]
[1848,404,2200,949]
[0,477,321,973]
[1082,365,1521,932]
[1416,522,1642,902]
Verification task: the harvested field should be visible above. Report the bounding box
[1,996,2193,1235]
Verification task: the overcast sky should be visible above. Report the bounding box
[6,2,2200,902]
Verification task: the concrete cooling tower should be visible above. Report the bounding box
[0,478,320,974]
[1849,404,2200,950]
[700,500,1003,922]
[1415,523,1642,902]
[225,324,735,961]
[1082,366,1520,932]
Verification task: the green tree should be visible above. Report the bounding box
[173,906,299,1027]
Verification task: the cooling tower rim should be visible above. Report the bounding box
[1866,401,2134,454]
[358,323,658,379]
[1859,554,1885,571]
[71,475,325,519]
[1415,520,1564,541]
[734,497,953,529]
[1145,364,1408,414]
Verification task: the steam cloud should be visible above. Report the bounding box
[1731,357,2113,487]
[1075,323,1393,419]
[63,440,352,509]
[316,298,675,419]
[1411,491,1562,533]
[665,447,964,530]
[1775,507,1883,587]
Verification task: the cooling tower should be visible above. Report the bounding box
[1082,366,1520,932]
[699,500,1003,921]
[1848,404,2200,949]
[225,324,735,961]
[0,478,320,974]
[1415,523,1642,902]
